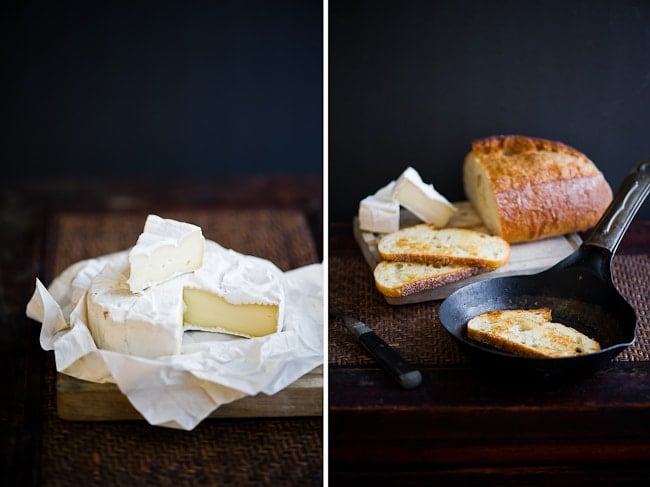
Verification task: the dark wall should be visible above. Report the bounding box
[330,0,650,221]
[2,1,322,179]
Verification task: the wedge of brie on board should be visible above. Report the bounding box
[127,214,205,293]
[392,166,457,227]
[358,168,458,233]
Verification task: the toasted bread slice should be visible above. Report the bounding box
[377,225,510,268]
[467,308,601,358]
[373,260,489,297]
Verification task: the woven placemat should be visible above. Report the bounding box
[41,209,322,486]
[612,254,650,361]
[41,355,322,486]
[329,252,650,366]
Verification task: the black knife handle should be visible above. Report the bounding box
[357,330,422,389]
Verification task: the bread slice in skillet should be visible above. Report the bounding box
[467,308,601,358]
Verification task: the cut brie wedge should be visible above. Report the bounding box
[127,214,205,293]
[393,167,457,227]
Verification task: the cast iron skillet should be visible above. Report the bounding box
[439,161,650,376]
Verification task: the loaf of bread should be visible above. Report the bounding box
[373,260,489,297]
[463,135,613,243]
[377,225,510,268]
[467,308,601,358]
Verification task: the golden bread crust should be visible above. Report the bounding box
[465,135,613,243]
[470,135,600,193]
[373,261,486,297]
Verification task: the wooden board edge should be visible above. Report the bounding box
[56,365,323,421]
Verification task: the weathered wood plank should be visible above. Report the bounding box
[57,366,323,421]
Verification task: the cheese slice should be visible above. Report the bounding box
[183,289,279,337]
[181,242,285,337]
[392,167,457,227]
[127,214,205,293]
[85,241,284,358]
[358,181,400,234]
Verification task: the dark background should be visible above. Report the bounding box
[329,0,650,222]
[1,0,323,180]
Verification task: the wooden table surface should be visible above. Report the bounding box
[0,176,323,486]
[329,219,650,486]
[2,175,648,485]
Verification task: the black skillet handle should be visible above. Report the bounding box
[584,161,650,255]
[551,161,650,278]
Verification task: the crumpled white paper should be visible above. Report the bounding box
[26,251,323,430]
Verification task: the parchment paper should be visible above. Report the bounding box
[26,248,323,431]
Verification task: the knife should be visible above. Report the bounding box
[331,307,422,389]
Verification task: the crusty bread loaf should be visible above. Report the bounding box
[467,308,601,358]
[463,135,613,243]
[377,225,510,268]
[373,260,489,297]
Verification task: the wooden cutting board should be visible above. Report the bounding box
[49,209,323,421]
[57,366,323,421]
[355,202,582,304]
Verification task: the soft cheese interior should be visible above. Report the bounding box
[181,242,284,337]
[183,289,279,337]
[83,217,285,359]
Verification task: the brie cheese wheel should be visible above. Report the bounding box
[358,181,400,234]
[392,167,457,227]
[127,214,205,293]
[86,241,285,358]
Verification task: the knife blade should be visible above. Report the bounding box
[331,307,422,389]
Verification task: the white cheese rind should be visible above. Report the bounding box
[127,214,205,293]
[85,241,285,358]
[392,167,457,227]
[86,255,185,358]
[358,181,400,233]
